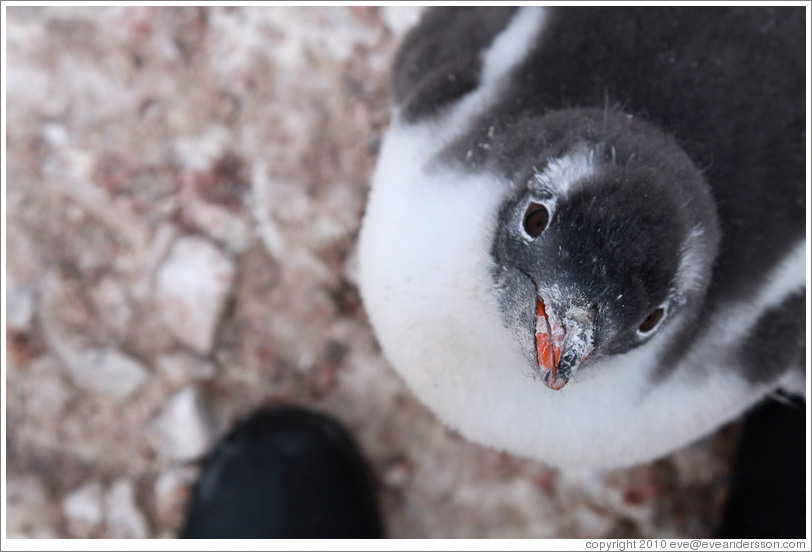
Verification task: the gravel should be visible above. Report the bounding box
[155,236,236,355]
[62,480,104,538]
[153,387,216,462]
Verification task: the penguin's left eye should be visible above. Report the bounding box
[637,306,666,335]
[523,202,550,239]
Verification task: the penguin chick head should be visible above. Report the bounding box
[490,109,720,389]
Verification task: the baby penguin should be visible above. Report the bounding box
[359,7,805,476]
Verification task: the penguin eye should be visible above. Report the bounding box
[523,202,550,239]
[638,307,666,335]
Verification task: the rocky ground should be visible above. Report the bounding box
[6,6,739,539]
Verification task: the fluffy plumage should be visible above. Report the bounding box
[359,7,805,470]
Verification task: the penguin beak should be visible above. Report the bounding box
[535,298,594,390]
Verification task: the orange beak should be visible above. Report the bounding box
[536,298,568,390]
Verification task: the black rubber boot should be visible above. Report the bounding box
[715,397,806,538]
[180,407,385,538]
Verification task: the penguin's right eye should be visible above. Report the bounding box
[523,202,550,239]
